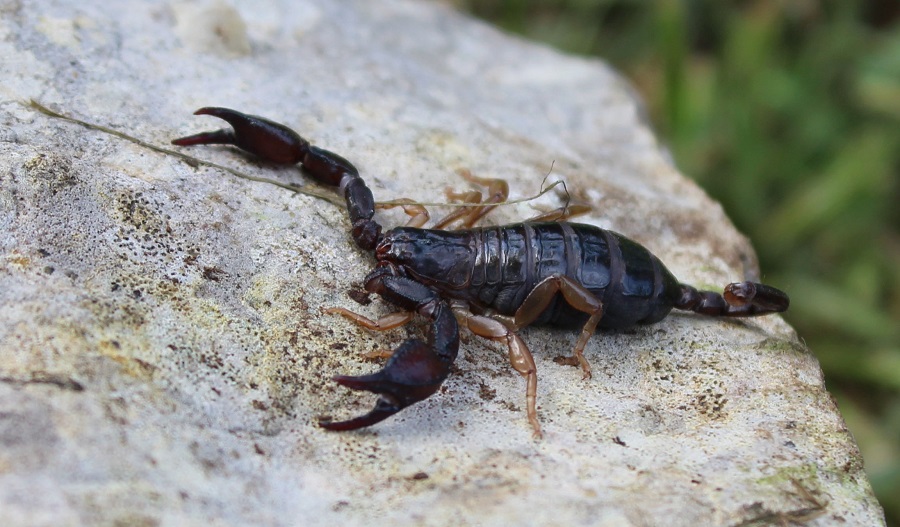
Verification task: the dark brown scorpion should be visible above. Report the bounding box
[173,108,790,437]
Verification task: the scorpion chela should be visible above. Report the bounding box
[173,107,790,437]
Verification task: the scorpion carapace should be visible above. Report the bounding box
[173,107,790,437]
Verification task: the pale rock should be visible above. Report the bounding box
[0,0,884,525]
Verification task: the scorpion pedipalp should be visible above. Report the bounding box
[172,107,309,165]
[319,339,447,431]
[174,107,381,250]
[319,267,460,432]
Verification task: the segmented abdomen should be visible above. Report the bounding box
[468,222,681,329]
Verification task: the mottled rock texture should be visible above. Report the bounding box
[0,0,884,525]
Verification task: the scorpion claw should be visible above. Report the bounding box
[318,394,403,431]
[318,339,450,432]
[172,107,309,165]
[169,127,235,147]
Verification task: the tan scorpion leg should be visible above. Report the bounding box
[376,198,430,228]
[433,169,510,229]
[324,307,415,359]
[452,304,542,438]
[522,204,592,223]
[513,274,604,380]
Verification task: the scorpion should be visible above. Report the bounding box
[173,107,790,437]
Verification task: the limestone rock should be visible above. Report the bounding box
[0,0,884,525]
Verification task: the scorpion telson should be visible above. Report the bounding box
[173,107,790,438]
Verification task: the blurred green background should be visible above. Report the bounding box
[452,0,899,522]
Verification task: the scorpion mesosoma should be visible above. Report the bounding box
[173,107,790,438]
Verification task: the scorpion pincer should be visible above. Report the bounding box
[173,108,790,438]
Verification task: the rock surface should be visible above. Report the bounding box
[0,0,884,525]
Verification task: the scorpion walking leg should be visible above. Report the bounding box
[433,169,509,229]
[522,204,592,223]
[435,169,592,228]
[431,188,483,229]
[324,307,415,359]
[319,267,460,432]
[453,305,542,437]
[515,275,604,380]
[325,307,415,331]
[377,199,430,228]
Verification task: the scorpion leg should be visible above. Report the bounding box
[434,169,591,228]
[522,204,592,223]
[324,307,415,331]
[319,267,459,432]
[431,188,483,230]
[433,169,509,229]
[376,199,430,228]
[514,275,604,380]
[325,303,417,360]
[452,305,542,438]
[322,308,415,360]
[173,108,381,250]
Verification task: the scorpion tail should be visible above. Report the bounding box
[675,281,789,317]
[173,107,381,250]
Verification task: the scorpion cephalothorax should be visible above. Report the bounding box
[173,108,789,438]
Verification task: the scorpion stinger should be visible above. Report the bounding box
[676,281,790,317]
